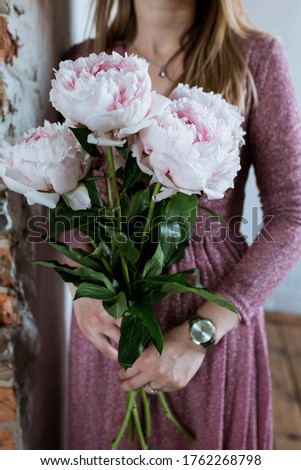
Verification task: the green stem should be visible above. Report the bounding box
[105,175,113,209]
[140,182,161,248]
[126,393,134,443]
[106,146,131,292]
[112,391,137,450]
[158,392,195,442]
[106,147,122,228]
[132,396,148,450]
[141,387,152,438]
[88,236,98,251]
[120,253,131,292]
[88,236,113,276]
[100,256,114,276]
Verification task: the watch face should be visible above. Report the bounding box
[190,319,216,345]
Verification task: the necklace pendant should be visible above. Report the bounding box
[159,67,166,78]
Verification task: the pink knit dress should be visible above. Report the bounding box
[66,35,301,450]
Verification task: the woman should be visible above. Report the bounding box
[66,0,301,449]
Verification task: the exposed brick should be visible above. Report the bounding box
[0,294,19,326]
[0,428,15,450]
[0,81,8,119]
[0,247,14,287]
[0,363,12,382]
[0,387,16,422]
[0,331,13,382]
[0,17,18,65]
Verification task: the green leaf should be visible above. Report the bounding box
[74,282,117,301]
[70,127,101,157]
[47,207,104,238]
[142,273,192,288]
[116,145,128,159]
[165,193,198,238]
[125,187,150,220]
[89,244,111,259]
[85,170,104,208]
[128,299,163,355]
[122,152,142,192]
[118,313,151,369]
[103,291,128,319]
[159,193,198,266]
[199,204,228,228]
[48,208,114,247]
[158,221,182,264]
[46,240,101,269]
[175,268,202,288]
[142,276,240,318]
[32,260,114,289]
[142,243,164,278]
[104,227,140,268]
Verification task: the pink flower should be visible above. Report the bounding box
[50,52,169,147]
[0,121,92,209]
[132,84,244,201]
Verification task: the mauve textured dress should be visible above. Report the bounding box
[65,35,301,450]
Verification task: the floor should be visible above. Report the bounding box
[266,311,301,450]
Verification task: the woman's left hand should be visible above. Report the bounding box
[118,321,205,393]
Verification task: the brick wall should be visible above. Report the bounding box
[0,0,71,449]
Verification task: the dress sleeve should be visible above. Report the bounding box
[216,37,301,324]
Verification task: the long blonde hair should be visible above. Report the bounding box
[93,0,262,113]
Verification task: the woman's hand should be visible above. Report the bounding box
[118,321,205,393]
[65,251,121,362]
[118,292,240,393]
[73,296,121,362]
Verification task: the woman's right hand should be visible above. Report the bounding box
[73,297,121,362]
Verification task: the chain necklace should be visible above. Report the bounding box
[131,44,181,79]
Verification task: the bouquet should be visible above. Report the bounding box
[0,51,244,449]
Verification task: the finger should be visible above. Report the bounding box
[120,371,150,392]
[89,333,118,362]
[118,363,141,380]
[114,317,122,327]
[117,354,145,379]
[106,325,121,344]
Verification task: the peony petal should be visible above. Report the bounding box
[88,132,126,147]
[5,166,33,186]
[154,188,176,202]
[24,188,60,208]
[64,184,91,211]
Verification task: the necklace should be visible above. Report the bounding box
[131,44,180,79]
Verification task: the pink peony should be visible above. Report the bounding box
[50,52,169,147]
[132,84,244,201]
[0,121,92,209]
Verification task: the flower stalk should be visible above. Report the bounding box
[106,146,131,292]
[140,182,161,248]
[112,391,137,450]
[112,388,194,449]
[141,388,151,438]
[158,392,195,441]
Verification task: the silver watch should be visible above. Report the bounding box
[189,316,216,351]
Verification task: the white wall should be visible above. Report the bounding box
[70,0,301,315]
[71,0,94,45]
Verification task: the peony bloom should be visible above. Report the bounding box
[131,84,244,201]
[50,52,170,147]
[0,121,92,209]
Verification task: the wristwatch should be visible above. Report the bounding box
[189,316,216,352]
